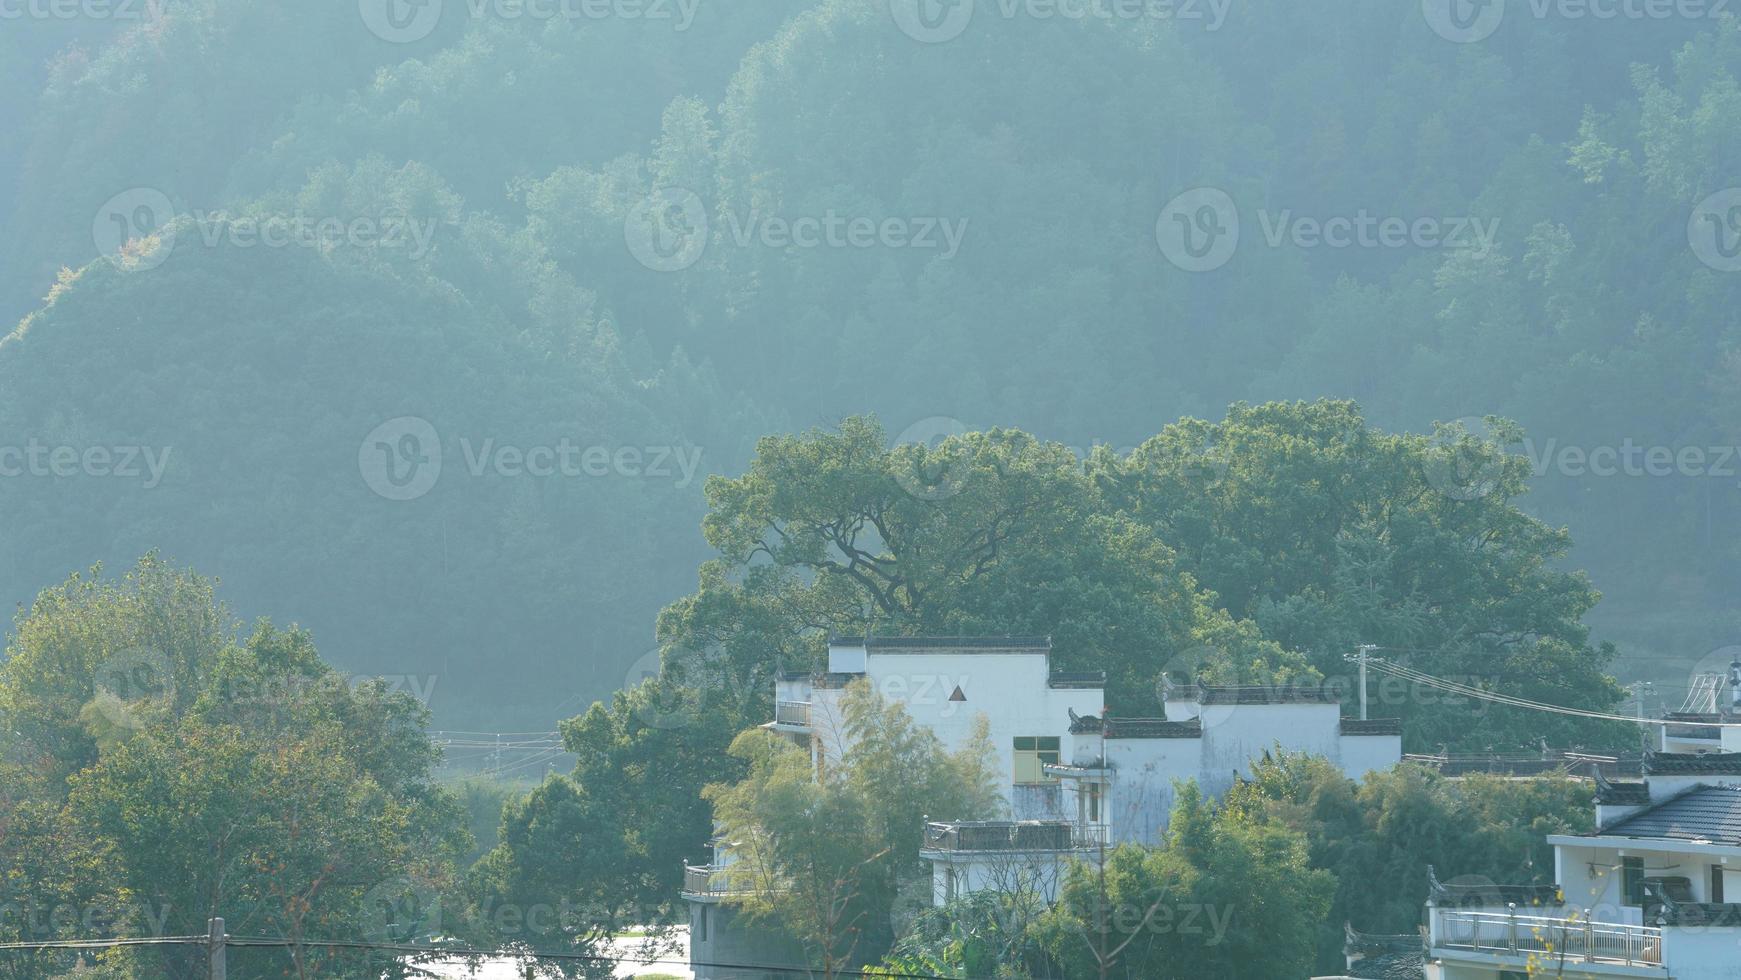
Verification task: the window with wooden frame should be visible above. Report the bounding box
[1013,736,1060,784]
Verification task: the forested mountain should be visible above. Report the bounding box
[5,0,1740,728]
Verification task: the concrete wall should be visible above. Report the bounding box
[1101,737,1203,845]
[774,675,810,706]
[928,851,1072,906]
[1647,773,1741,802]
[689,903,810,980]
[1077,703,1400,840]
[1554,843,1636,923]
[1663,924,1741,978]
[1196,702,1342,797]
[1342,733,1404,778]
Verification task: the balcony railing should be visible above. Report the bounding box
[1432,907,1662,966]
[685,863,758,899]
[773,700,811,727]
[684,864,720,895]
[923,820,1094,853]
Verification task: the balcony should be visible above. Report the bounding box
[1431,907,1663,969]
[682,864,753,902]
[772,700,811,729]
[921,820,1093,853]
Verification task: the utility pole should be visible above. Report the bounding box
[207,917,225,980]
[1632,681,1654,753]
[1346,645,1378,721]
[1097,710,1109,980]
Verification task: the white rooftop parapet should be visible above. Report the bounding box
[827,640,867,674]
[1162,674,1200,720]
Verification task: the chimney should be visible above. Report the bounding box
[1731,660,1741,714]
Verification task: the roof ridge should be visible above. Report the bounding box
[830,634,1053,650]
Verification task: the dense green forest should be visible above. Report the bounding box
[5,0,1740,730]
[11,4,1740,977]
[0,551,1598,977]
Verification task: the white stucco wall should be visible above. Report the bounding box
[927,851,1073,906]
[1057,704,1401,841]
[1647,772,1741,802]
[774,675,811,705]
[1341,734,1403,778]
[1724,726,1741,753]
[1195,702,1343,796]
[1100,737,1204,845]
[803,647,1102,816]
[1553,838,1741,921]
[799,647,1404,858]
[1663,925,1741,978]
[1554,842,1634,922]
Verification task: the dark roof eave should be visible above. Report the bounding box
[830,634,1052,652]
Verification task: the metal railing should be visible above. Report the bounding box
[773,700,811,727]
[923,820,1096,852]
[1433,907,1662,966]
[683,864,714,894]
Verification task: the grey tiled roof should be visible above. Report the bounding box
[1597,784,1741,845]
[1351,952,1427,980]
[1106,717,1202,739]
[1341,718,1403,736]
[830,634,1052,651]
[1593,770,1650,806]
[1048,670,1105,689]
[1196,683,1340,705]
[1066,714,1202,739]
[1644,751,1741,775]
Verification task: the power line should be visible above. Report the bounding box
[1365,658,1741,729]
[478,747,569,778]
[0,936,206,950]
[0,933,971,980]
[429,731,561,738]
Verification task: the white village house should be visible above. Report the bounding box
[1417,660,1741,980]
[682,635,1403,978]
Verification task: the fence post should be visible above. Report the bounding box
[1507,903,1518,954]
[1584,909,1594,962]
[207,917,225,980]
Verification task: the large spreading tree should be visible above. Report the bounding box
[0,556,469,980]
